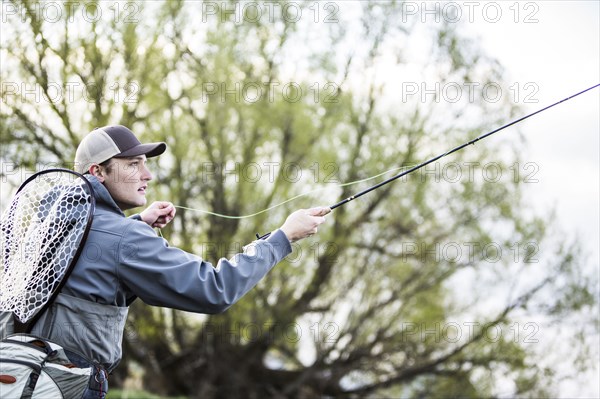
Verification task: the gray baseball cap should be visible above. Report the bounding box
[74,125,166,174]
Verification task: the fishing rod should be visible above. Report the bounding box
[256,83,599,240]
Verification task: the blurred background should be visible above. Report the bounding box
[1,1,598,398]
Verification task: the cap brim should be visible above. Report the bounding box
[114,142,166,159]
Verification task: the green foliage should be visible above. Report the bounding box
[1,1,596,397]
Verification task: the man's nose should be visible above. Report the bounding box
[141,165,153,181]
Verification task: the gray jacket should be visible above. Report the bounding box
[1,175,292,371]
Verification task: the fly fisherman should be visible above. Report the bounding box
[0,125,330,397]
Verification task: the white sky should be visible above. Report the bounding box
[461,2,599,396]
[465,1,599,252]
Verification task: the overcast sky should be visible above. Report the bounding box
[467,2,599,396]
[466,1,599,253]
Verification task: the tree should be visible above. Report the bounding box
[1,1,596,397]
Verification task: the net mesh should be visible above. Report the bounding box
[0,171,93,323]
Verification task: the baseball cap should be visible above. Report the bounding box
[74,125,166,174]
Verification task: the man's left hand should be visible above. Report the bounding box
[140,201,176,228]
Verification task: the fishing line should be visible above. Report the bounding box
[154,83,599,240]
[255,83,599,239]
[172,163,418,219]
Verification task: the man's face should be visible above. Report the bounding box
[100,156,153,210]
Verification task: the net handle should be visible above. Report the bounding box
[10,168,96,333]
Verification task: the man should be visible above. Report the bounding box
[1,125,329,397]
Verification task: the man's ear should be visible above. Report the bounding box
[89,164,105,183]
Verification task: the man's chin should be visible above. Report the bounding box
[118,199,147,211]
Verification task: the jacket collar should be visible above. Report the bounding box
[84,174,125,216]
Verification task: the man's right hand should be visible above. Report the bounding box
[279,207,331,243]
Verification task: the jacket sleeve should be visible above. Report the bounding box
[115,221,292,313]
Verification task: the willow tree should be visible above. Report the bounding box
[0,1,595,398]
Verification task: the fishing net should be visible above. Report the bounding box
[0,169,94,325]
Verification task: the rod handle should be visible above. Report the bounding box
[256,232,271,240]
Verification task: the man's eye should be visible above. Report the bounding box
[129,162,139,167]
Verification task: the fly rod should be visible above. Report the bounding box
[256,83,599,240]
